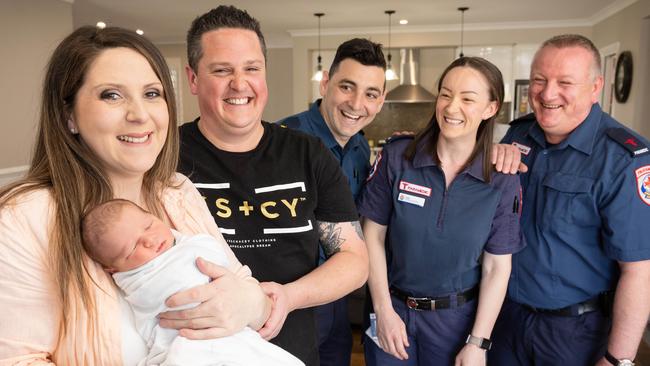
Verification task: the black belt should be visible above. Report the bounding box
[521,293,612,317]
[390,285,478,311]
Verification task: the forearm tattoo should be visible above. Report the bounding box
[318,221,344,257]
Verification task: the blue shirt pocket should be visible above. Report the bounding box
[542,172,596,228]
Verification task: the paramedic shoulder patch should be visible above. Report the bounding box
[607,128,649,157]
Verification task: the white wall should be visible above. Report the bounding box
[264,47,294,122]
[633,15,650,140]
[0,165,28,187]
[580,0,650,136]
[0,0,73,170]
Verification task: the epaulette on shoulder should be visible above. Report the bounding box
[509,112,536,126]
[606,127,649,157]
[385,134,415,145]
[279,116,301,129]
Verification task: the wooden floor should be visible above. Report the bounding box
[349,326,650,366]
[639,332,650,366]
[350,326,365,366]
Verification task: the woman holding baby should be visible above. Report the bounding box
[0,26,270,364]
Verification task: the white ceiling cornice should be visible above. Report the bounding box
[155,40,294,49]
[288,19,593,38]
[72,0,637,46]
[588,0,637,25]
[289,0,637,38]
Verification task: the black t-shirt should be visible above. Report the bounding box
[178,120,358,365]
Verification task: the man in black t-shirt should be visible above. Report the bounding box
[174,6,369,365]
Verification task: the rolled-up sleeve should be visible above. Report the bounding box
[485,173,526,255]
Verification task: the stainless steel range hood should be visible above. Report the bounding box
[384,48,435,103]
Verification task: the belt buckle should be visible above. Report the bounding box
[406,296,433,311]
[576,301,597,316]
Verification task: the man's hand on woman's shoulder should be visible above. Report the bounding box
[492,143,528,174]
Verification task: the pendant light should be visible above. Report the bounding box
[458,7,469,58]
[384,10,398,81]
[311,12,325,82]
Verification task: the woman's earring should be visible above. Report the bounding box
[67,117,78,135]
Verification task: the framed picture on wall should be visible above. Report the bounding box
[495,101,512,124]
[513,79,532,119]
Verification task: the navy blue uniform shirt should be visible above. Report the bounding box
[503,103,650,309]
[278,99,371,201]
[358,135,525,297]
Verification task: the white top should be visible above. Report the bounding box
[120,294,148,365]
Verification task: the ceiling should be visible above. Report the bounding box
[71,0,635,47]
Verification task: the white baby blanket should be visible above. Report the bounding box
[113,232,303,366]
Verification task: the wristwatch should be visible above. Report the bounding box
[605,350,635,366]
[465,334,492,350]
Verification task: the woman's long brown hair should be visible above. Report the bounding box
[0,26,179,341]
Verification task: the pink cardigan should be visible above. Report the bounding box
[0,174,251,365]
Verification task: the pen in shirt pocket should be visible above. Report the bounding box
[512,187,522,215]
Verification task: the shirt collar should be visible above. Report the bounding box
[307,99,364,151]
[412,131,487,182]
[466,154,486,182]
[412,133,437,168]
[526,103,602,155]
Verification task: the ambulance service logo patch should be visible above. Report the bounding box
[635,165,650,206]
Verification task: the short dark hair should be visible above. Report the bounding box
[405,57,505,183]
[186,5,267,72]
[538,34,601,78]
[81,199,147,265]
[328,38,386,77]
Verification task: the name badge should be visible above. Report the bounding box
[398,192,425,207]
[513,142,531,156]
[399,180,432,197]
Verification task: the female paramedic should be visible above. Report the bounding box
[359,56,525,366]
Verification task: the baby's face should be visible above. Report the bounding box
[102,205,175,273]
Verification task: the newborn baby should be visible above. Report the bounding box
[81,199,303,366]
